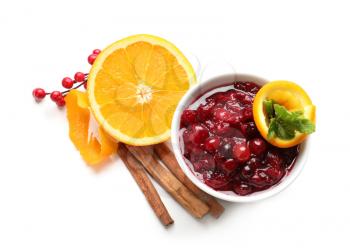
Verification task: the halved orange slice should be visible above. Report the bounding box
[253,80,316,148]
[87,34,196,146]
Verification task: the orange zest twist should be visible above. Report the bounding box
[65,90,118,167]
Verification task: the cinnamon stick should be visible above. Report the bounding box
[154,143,225,218]
[125,145,210,218]
[118,144,174,226]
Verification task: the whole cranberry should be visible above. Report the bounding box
[62,77,74,89]
[181,109,197,127]
[204,136,220,153]
[232,142,251,162]
[218,108,241,125]
[219,142,233,158]
[92,49,101,55]
[249,170,271,187]
[56,97,66,107]
[213,108,233,122]
[32,88,46,101]
[203,171,231,189]
[249,138,267,156]
[50,91,62,102]
[88,54,98,65]
[264,165,285,181]
[74,72,85,82]
[213,122,231,136]
[219,158,239,174]
[241,157,262,179]
[189,124,209,144]
[232,182,253,196]
[240,122,258,138]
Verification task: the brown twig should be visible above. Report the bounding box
[118,144,174,226]
[125,145,210,218]
[154,143,225,218]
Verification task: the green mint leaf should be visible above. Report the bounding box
[267,118,277,139]
[263,99,275,119]
[292,111,304,117]
[276,120,296,140]
[274,104,291,120]
[265,103,315,140]
[295,118,316,134]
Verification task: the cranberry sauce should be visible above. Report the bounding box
[179,81,299,196]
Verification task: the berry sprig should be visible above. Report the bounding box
[32,49,101,107]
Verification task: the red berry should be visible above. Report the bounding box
[56,97,66,107]
[62,77,74,89]
[50,91,62,102]
[232,142,251,162]
[203,171,231,189]
[192,124,209,144]
[219,159,239,174]
[249,138,267,156]
[213,108,241,124]
[32,88,46,101]
[249,170,272,187]
[218,142,233,158]
[88,54,97,65]
[204,136,220,153]
[240,122,258,137]
[74,72,85,82]
[265,167,284,181]
[92,49,101,55]
[241,157,262,179]
[232,182,253,196]
[181,110,197,127]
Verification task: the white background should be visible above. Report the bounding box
[0,0,349,247]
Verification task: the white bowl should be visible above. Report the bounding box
[171,73,309,203]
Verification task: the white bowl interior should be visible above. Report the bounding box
[171,73,309,202]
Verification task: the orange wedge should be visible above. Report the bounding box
[65,90,118,166]
[87,34,196,146]
[253,80,316,148]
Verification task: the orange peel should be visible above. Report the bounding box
[253,80,316,148]
[65,90,118,166]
